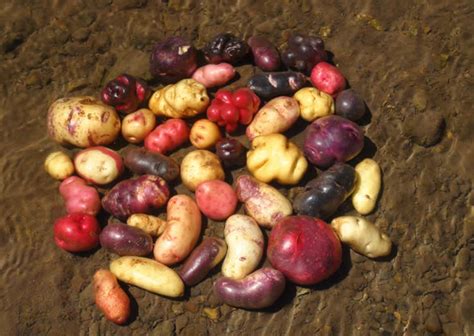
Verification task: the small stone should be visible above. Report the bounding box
[424,310,442,334]
[412,89,427,111]
[184,301,199,314]
[369,19,384,31]
[439,53,450,69]
[402,111,445,147]
[171,303,184,315]
[319,26,332,38]
[202,307,220,321]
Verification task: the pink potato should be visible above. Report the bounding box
[59,176,101,216]
[195,180,237,220]
[310,62,346,96]
[192,63,236,88]
[74,146,123,185]
[144,118,190,154]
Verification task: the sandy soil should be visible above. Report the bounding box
[0,0,473,335]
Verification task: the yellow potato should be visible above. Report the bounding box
[352,159,381,214]
[247,133,307,185]
[148,79,209,118]
[127,214,167,237]
[44,151,74,180]
[331,216,391,258]
[294,87,334,122]
[190,119,221,149]
[121,108,156,144]
[110,256,184,297]
[180,150,225,191]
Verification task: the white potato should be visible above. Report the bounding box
[352,158,381,214]
[180,150,224,191]
[294,87,334,122]
[121,108,156,144]
[127,214,167,237]
[44,151,74,180]
[74,146,123,185]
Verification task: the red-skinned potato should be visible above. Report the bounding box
[44,151,75,180]
[192,63,236,88]
[180,150,225,191]
[144,118,190,154]
[121,108,156,144]
[195,180,237,220]
[310,62,346,96]
[74,146,123,185]
[59,176,101,216]
[93,269,130,325]
[54,213,101,252]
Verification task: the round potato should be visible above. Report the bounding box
[190,119,221,149]
[44,151,75,180]
[195,180,237,220]
[294,87,334,122]
[121,108,156,144]
[74,146,123,185]
[180,150,225,191]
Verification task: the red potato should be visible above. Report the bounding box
[54,213,101,252]
[144,118,190,154]
[74,146,123,185]
[93,269,130,325]
[154,195,202,265]
[59,176,101,216]
[310,62,346,96]
[195,180,237,220]
[192,63,236,88]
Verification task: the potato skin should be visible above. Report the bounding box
[247,72,306,100]
[110,256,184,297]
[100,222,153,256]
[47,96,121,148]
[195,180,237,220]
[247,36,281,72]
[74,146,123,185]
[44,151,75,180]
[121,108,156,144]
[214,268,286,309]
[144,118,190,154]
[93,269,130,325]
[352,159,381,215]
[180,150,225,191]
[59,176,101,216]
[123,147,179,182]
[294,87,334,122]
[192,63,235,88]
[127,214,166,237]
[190,119,221,149]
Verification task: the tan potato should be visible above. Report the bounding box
[121,108,156,144]
[222,214,264,279]
[180,150,225,191]
[190,119,221,149]
[47,96,121,148]
[44,151,75,180]
[110,256,184,297]
[247,133,307,185]
[245,96,300,140]
[294,87,334,122]
[352,159,381,214]
[127,214,167,237]
[331,216,392,258]
[148,79,209,118]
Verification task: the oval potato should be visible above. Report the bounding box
[190,119,221,149]
[44,151,75,180]
[352,159,381,215]
[121,108,156,144]
[180,150,225,191]
[127,214,167,237]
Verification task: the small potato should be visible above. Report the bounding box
[195,180,237,220]
[190,119,221,149]
[352,159,381,215]
[127,214,166,237]
[59,176,101,216]
[93,269,130,325]
[331,216,392,258]
[180,150,225,191]
[294,87,334,122]
[247,72,306,100]
[222,214,264,279]
[121,108,156,144]
[74,146,123,185]
[123,147,180,182]
[99,222,153,256]
[44,151,75,180]
[192,63,236,88]
[110,256,184,297]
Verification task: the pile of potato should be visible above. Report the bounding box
[44,32,392,325]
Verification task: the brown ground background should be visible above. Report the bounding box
[0,0,473,335]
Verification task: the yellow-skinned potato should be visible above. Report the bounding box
[331,216,391,258]
[294,87,334,122]
[110,256,184,297]
[352,159,381,215]
[121,108,156,144]
[190,119,221,149]
[247,133,307,185]
[47,96,121,148]
[127,214,167,237]
[148,79,209,118]
[180,150,225,191]
[44,151,75,180]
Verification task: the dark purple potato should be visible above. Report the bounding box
[203,33,249,64]
[303,115,364,167]
[123,147,179,182]
[214,268,286,309]
[335,89,366,121]
[282,34,328,75]
[178,237,227,286]
[247,36,281,71]
[215,138,246,168]
[293,163,356,218]
[99,222,153,256]
[149,36,198,83]
[247,71,306,100]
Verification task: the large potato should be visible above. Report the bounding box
[352,159,382,215]
[294,87,334,122]
[47,96,121,148]
[74,146,123,185]
[180,150,225,191]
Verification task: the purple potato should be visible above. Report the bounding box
[123,147,179,182]
[214,268,286,309]
[100,222,153,256]
[247,71,306,100]
[215,138,246,168]
[335,89,366,121]
[203,33,249,64]
[178,237,227,286]
[247,36,281,71]
[149,36,198,83]
[282,34,328,75]
[303,115,364,167]
[102,175,170,220]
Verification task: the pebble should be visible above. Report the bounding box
[412,89,427,111]
[202,307,220,321]
[402,111,445,147]
[171,303,184,315]
[424,310,442,334]
[184,301,199,314]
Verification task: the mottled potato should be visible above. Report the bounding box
[148,79,209,118]
[294,87,334,122]
[47,96,121,148]
[121,108,156,144]
[247,134,307,185]
[127,214,167,237]
[180,150,225,191]
[331,216,392,258]
[44,151,74,180]
[190,119,221,149]
[74,146,123,185]
[352,159,382,215]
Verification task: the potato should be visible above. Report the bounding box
[352,159,382,215]
[247,72,306,100]
[110,256,184,297]
[127,214,166,237]
[235,175,292,229]
[195,180,237,220]
[331,216,392,258]
[121,108,156,144]
[190,119,221,149]
[100,222,153,256]
[148,79,209,118]
[47,96,121,148]
[222,214,264,279]
[191,63,235,88]
[74,146,123,185]
[44,151,74,180]
[93,269,130,325]
[154,195,202,265]
[59,176,101,216]
[246,96,300,140]
[294,87,334,122]
[247,133,307,185]
[123,147,180,182]
[180,150,225,191]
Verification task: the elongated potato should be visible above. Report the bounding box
[222,214,264,279]
[127,214,167,237]
[110,256,184,297]
[331,216,391,258]
[154,195,202,265]
[352,159,381,215]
